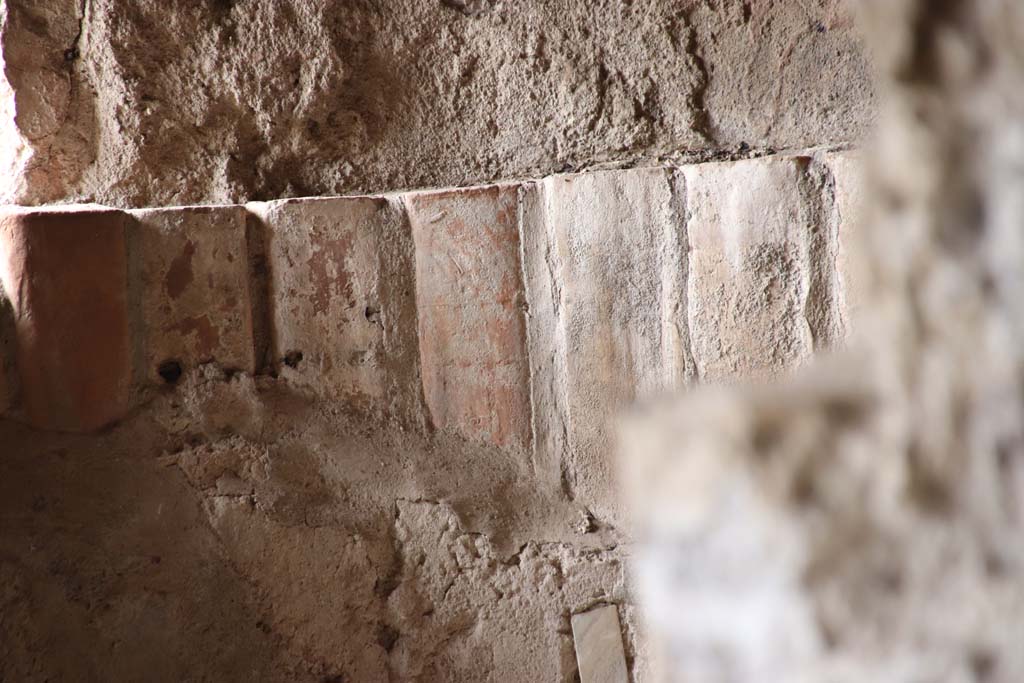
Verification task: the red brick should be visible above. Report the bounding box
[130,206,254,382]
[0,207,131,432]
[405,183,532,450]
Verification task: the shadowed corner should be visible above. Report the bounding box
[0,266,17,417]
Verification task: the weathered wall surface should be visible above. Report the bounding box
[0,151,861,680]
[0,1,879,678]
[0,0,872,207]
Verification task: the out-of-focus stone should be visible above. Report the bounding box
[533,167,689,521]
[252,196,421,420]
[682,157,816,381]
[0,207,131,432]
[571,604,629,683]
[130,206,254,383]
[405,184,531,450]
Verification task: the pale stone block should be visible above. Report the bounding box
[518,181,569,489]
[682,157,816,381]
[824,150,867,324]
[533,167,689,521]
[571,604,629,683]
[405,183,531,450]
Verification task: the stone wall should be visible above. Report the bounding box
[0,0,872,207]
[0,151,862,680]
[0,0,879,678]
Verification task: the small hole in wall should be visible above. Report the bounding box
[157,360,183,384]
[365,305,381,325]
[283,350,304,368]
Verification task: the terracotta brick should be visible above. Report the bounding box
[528,168,687,521]
[0,207,131,432]
[405,184,531,450]
[682,157,816,381]
[252,196,420,418]
[130,205,255,382]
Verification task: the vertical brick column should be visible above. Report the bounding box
[406,184,532,450]
[0,207,131,432]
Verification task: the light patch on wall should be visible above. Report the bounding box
[0,11,29,205]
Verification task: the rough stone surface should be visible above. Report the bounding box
[0,156,869,677]
[0,150,864,677]
[0,365,632,681]
[0,0,86,204]
[0,1,891,681]
[406,184,531,450]
[0,0,872,207]
[683,157,820,380]
[0,206,131,432]
[251,196,422,420]
[130,205,255,384]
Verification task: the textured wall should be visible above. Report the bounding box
[0,152,861,680]
[0,0,872,207]
[0,1,880,679]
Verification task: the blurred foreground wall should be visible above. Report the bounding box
[624,1,1024,680]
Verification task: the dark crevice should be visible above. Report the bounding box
[65,0,88,63]
[157,360,183,385]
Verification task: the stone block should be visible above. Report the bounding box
[571,604,629,683]
[130,205,255,383]
[252,196,421,419]
[824,151,867,323]
[517,181,568,487]
[0,207,131,432]
[682,157,815,381]
[533,167,688,520]
[405,183,531,450]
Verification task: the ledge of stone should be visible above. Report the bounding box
[0,153,863,516]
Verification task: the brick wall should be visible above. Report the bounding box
[0,152,860,515]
